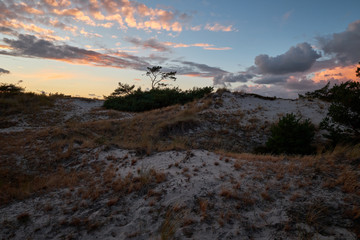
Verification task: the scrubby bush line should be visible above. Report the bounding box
[103,87,213,112]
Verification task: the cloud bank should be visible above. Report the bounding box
[214,20,360,98]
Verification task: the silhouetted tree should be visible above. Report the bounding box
[319,64,360,145]
[146,66,176,89]
[108,82,136,97]
[0,83,24,94]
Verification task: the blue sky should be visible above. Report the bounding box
[0,0,359,98]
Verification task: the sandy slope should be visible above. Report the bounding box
[1,93,359,240]
[1,149,357,239]
[0,97,134,133]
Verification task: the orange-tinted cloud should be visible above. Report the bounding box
[0,44,13,49]
[80,28,103,38]
[312,64,358,82]
[18,2,44,15]
[53,8,96,26]
[1,19,68,41]
[43,0,71,7]
[2,19,54,35]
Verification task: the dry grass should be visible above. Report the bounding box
[0,166,89,205]
[159,204,185,240]
[198,198,208,219]
[220,187,239,199]
[0,92,58,116]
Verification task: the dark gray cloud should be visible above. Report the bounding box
[254,75,289,84]
[254,42,321,75]
[213,73,254,85]
[0,68,10,75]
[1,34,150,70]
[176,60,228,78]
[0,33,231,80]
[0,26,16,35]
[125,37,170,52]
[317,20,360,65]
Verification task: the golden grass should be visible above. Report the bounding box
[0,92,57,116]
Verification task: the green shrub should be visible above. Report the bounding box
[265,113,316,155]
[319,81,360,146]
[103,87,213,112]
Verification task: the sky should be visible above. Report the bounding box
[0,0,360,99]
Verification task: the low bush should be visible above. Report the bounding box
[265,113,316,155]
[103,87,213,112]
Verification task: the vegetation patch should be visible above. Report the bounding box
[260,113,316,155]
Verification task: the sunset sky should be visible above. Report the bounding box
[0,0,359,98]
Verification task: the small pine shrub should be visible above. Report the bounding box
[319,81,360,146]
[265,113,316,155]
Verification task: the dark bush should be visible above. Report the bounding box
[265,113,316,155]
[319,81,360,145]
[0,83,24,95]
[103,87,213,112]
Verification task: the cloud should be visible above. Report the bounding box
[79,28,103,38]
[0,34,150,70]
[42,0,71,7]
[317,20,360,65]
[213,73,254,85]
[125,37,170,52]
[205,23,234,32]
[254,75,289,84]
[211,21,360,97]
[255,42,321,75]
[176,60,228,78]
[0,68,10,75]
[0,0,191,35]
[0,26,15,35]
[125,38,232,52]
[164,41,231,51]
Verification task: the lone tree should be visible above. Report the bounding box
[146,66,176,89]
